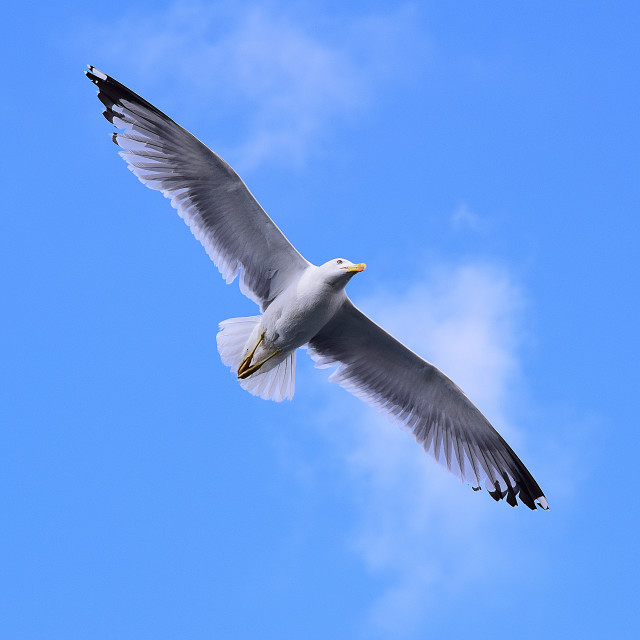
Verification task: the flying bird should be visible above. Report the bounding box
[85,65,548,510]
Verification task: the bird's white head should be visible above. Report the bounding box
[318,258,367,288]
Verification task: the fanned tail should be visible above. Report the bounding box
[216,316,296,402]
[216,316,261,373]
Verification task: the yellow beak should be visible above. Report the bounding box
[344,263,366,273]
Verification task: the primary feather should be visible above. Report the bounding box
[85,65,309,310]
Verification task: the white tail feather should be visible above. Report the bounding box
[216,316,296,402]
[216,316,261,372]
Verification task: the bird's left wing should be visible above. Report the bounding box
[85,66,309,309]
[308,299,548,510]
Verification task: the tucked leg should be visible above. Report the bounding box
[237,349,281,380]
[237,330,265,376]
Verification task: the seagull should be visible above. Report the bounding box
[85,65,548,510]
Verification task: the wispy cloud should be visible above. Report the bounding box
[312,263,552,637]
[451,202,481,231]
[86,1,424,170]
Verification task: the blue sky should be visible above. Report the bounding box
[2,1,639,638]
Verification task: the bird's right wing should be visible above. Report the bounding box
[86,66,310,310]
[308,299,548,510]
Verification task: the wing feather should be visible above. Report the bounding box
[86,66,309,309]
[308,299,548,510]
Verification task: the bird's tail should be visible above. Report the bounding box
[216,316,296,402]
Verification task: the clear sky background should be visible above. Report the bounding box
[2,1,639,638]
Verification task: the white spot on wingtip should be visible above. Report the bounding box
[87,65,107,80]
[536,496,549,510]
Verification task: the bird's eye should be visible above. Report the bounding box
[336,259,343,265]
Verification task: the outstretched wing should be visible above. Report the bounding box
[85,66,309,309]
[308,299,548,509]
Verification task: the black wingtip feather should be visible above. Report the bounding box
[518,488,536,510]
[84,65,174,126]
[488,482,503,502]
[85,65,103,86]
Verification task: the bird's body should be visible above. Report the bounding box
[86,65,549,510]
[219,259,365,399]
[246,261,352,372]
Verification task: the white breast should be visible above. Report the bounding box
[265,265,346,351]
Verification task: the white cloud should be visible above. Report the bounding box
[360,263,523,423]
[313,263,545,637]
[87,1,423,170]
[451,202,481,231]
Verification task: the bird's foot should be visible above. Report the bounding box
[237,330,265,376]
[237,349,281,379]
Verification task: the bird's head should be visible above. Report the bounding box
[319,258,367,288]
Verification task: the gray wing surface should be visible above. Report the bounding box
[308,299,548,510]
[85,66,309,309]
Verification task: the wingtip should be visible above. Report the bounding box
[535,496,549,510]
[86,65,107,80]
[484,479,548,510]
